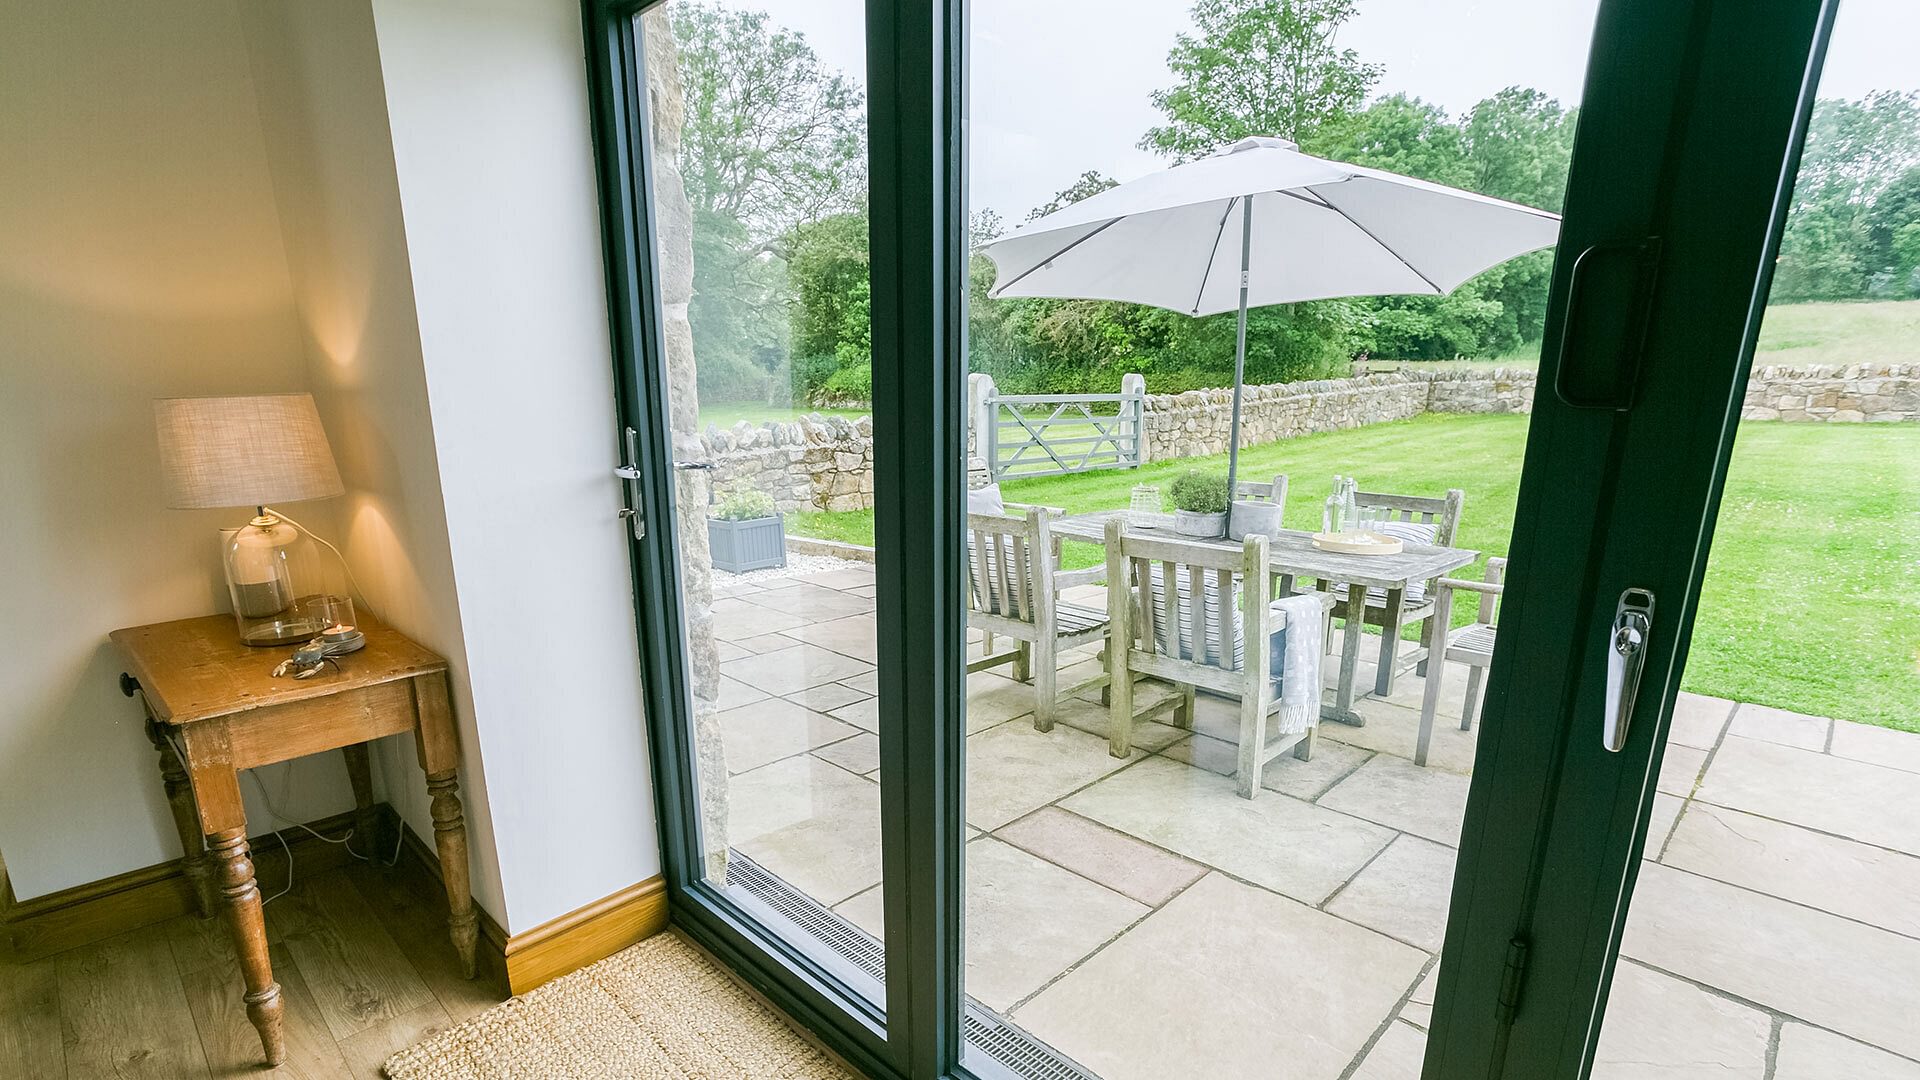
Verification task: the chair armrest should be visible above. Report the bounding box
[1053,566,1106,590]
[1435,577,1504,595]
[1004,501,1068,517]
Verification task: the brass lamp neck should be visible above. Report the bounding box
[249,507,281,529]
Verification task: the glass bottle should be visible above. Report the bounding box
[1323,476,1346,534]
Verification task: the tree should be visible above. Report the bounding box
[1141,0,1380,160]
[1775,92,1920,301]
[1459,87,1578,210]
[671,2,866,243]
[1026,171,1120,221]
[1315,94,1467,186]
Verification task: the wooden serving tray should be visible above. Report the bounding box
[1311,531,1404,556]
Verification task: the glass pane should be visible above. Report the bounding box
[1592,3,1920,1074]
[957,1,1606,1076]
[635,0,886,1002]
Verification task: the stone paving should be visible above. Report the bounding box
[707,564,1920,1080]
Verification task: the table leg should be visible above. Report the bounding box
[1374,587,1405,697]
[342,743,382,861]
[1327,582,1368,726]
[427,772,479,978]
[208,828,286,1066]
[146,721,215,918]
[413,674,478,979]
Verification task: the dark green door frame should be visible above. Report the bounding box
[581,0,1836,1076]
[1427,0,1835,1076]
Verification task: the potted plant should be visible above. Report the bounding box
[1167,470,1230,537]
[707,485,786,573]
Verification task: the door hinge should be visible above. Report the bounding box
[1497,936,1530,1024]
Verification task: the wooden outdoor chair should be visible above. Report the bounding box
[1234,473,1289,505]
[967,506,1111,731]
[1316,487,1465,695]
[1103,518,1332,799]
[1415,558,1506,766]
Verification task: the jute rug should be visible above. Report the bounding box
[384,933,858,1079]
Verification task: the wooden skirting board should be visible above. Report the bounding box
[502,876,671,995]
[2,806,374,962]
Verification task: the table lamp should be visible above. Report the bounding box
[155,393,347,646]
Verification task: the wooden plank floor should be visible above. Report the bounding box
[0,856,508,1079]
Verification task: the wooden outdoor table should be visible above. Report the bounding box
[110,613,476,1067]
[1051,509,1480,724]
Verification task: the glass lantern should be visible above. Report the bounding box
[221,513,330,646]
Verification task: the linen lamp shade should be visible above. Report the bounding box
[155,393,345,509]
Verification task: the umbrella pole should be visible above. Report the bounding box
[1224,197,1253,536]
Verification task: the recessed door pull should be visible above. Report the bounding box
[1603,588,1655,752]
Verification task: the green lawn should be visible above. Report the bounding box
[1377,298,1920,371]
[699,402,869,428]
[791,413,1920,731]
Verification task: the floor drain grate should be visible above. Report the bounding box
[727,851,1100,1080]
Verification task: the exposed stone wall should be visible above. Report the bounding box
[702,366,1914,510]
[699,415,875,512]
[1139,369,1535,460]
[1741,364,1920,422]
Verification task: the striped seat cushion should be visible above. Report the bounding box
[1335,518,1440,606]
[1141,565,1294,694]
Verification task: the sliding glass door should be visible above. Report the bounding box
[583,0,1857,1075]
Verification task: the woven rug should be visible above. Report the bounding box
[384,933,858,1079]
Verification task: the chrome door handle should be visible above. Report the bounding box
[673,460,713,471]
[1603,588,1655,752]
[615,427,645,539]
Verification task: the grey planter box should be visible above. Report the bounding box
[708,514,786,573]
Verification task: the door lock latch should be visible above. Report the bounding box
[1603,588,1655,752]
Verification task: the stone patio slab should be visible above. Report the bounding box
[1728,702,1831,751]
[715,640,752,664]
[960,839,1149,1012]
[1399,963,1438,1029]
[966,671,1041,732]
[1062,756,1395,905]
[733,631,801,654]
[1590,960,1770,1080]
[1646,793,1684,854]
[1326,833,1456,952]
[993,806,1207,907]
[1773,1023,1920,1080]
[831,839,1149,1014]
[1320,698,1480,776]
[966,722,1142,831]
[1828,718,1920,775]
[1621,863,1920,1060]
[1656,743,1708,797]
[1667,692,1734,750]
[785,683,870,712]
[710,599,812,641]
[729,756,882,906]
[746,582,875,620]
[1013,872,1426,1080]
[1661,801,1920,938]
[1695,736,1920,855]
[716,674,769,712]
[796,567,876,590]
[779,613,877,664]
[719,698,862,775]
[1318,754,1472,847]
[1350,1020,1427,1080]
[722,641,874,697]
[1160,730,1373,800]
[841,670,880,695]
[813,732,881,777]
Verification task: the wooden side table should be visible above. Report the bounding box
[112,613,477,1067]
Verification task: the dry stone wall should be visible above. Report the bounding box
[703,366,1913,510]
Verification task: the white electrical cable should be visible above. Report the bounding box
[261,504,380,626]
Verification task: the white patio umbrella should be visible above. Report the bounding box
[978,136,1561,513]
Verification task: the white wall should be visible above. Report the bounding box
[364,0,662,932]
[0,0,358,900]
[238,0,510,927]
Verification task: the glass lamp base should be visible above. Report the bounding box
[239,611,329,646]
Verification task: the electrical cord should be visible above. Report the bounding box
[261,504,380,626]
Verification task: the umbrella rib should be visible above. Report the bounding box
[989,217,1125,297]
[1190,195,1240,315]
[1312,193,1445,294]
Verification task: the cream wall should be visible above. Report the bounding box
[1,0,661,933]
[0,0,359,900]
[238,0,509,925]
[366,0,662,932]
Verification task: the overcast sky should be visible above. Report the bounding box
[725,0,1919,222]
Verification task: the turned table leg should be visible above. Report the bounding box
[428,772,479,978]
[208,828,286,1066]
[146,721,216,918]
[342,743,382,860]
[414,673,478,979]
